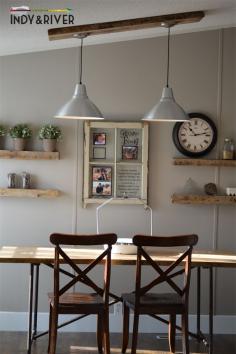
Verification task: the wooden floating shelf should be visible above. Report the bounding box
[173,158,236,167]
[0,188,60,198]
[0,150,60,160]
[171,194,236,205]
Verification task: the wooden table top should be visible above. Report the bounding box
[0,246,236,268]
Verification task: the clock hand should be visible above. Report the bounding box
[187,128,208,136]
[194,132,207,136]
[188,127,195,133]
[187,126,209,137]
[187,128,197,136]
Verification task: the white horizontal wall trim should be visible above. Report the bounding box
[0,312,235,334]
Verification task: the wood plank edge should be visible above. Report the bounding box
[173,158,236,166]
[48,11,205,40]
[0,188,60,198]
[171,194,236,205]
[0,150,60,160]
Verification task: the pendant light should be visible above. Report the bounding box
[55,35,104,120]
[143,23,188,122]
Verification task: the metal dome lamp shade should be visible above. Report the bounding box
[143,23,188,122]
[55,36,104,120]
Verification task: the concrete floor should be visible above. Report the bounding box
[0,332,235,354]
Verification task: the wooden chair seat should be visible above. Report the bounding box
[122,292,183,311]
[48,292,104,309]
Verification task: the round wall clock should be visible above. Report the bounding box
[172,113,217,157]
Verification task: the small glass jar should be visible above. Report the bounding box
[223,138,234,160]
[22,172,31,189]
[8,173,17,188]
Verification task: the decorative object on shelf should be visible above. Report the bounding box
[122,145,138,160]
[143,23,188,122]
[7,173,17,188]
[172,112,217,157]
[0,125,6,137]
[181,178,202,195]
[21,172,31,189]
[0,125,6,149]
[9,124,32,151]
[38,124,62,152]
[222,138,234,160]
[226,187,236,196]
[55,35,103,120]
[93,147,106,159]
[92,166,112,197]
[204,183,217,196]
[93,132,106,145]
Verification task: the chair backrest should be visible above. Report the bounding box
[132,234,198,304]
[50,233,117,306]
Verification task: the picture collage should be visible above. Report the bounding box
[91,129,140,197]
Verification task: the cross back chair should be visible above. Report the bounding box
[48,233,117,354]
[121,234,198,354]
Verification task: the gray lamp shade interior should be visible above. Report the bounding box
[55,84,104,120]
[143,87,188,122]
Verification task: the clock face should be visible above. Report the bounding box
[172,113,217,157]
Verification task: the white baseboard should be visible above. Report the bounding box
[0,312,235,334]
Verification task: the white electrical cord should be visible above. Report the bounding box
[96,198,114,234]
[96,198,153,236]
[144,204,153,236]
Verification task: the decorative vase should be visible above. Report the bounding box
[13,138,26,151]
[43,139,57,152]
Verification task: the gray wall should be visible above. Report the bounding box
[0,28,235,317]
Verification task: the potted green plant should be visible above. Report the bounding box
[38,124,62,152]
[9,124,32,151]
[0,125,6,149]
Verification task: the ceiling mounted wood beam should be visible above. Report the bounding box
[48,11,205,41]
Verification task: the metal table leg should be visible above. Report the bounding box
[196,266,213,349]
[209,266,214,354]
[27,264,35,354]
[33,264,40,337]
[197,266,201,339]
